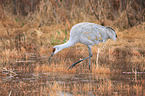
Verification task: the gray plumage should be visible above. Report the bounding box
[48,22,117,70]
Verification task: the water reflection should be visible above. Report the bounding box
[0,62,145,96]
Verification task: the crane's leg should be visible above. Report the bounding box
[88,45,92,70]
[68,45,92,70]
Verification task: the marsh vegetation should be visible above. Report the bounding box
[0,0,145,95]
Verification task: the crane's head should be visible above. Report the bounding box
[48,45,63,60]
[106,26,117,41]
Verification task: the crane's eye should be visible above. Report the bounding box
[52,48,56,53]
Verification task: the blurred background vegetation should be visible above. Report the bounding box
[0,0,144,28]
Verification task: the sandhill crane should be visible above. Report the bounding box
[48,22,117,70]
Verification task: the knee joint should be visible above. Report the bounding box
[90,54,93,57]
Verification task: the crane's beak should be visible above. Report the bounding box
[48,53,54,60]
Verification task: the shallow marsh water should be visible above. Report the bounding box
[0,59,145,96]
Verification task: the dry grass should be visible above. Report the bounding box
[0,1,145,96]
[0,0,145,74]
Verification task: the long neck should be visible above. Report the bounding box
[58,40,76,49]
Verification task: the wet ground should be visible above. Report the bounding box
[0,60,145,96]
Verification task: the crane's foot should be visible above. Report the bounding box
[89,65,90,70]
[68,63,76,69]
[68,65,73,70]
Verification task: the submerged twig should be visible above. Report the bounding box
[2,67,17,77]
[96,39,110,68]
[8,91,12,96]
